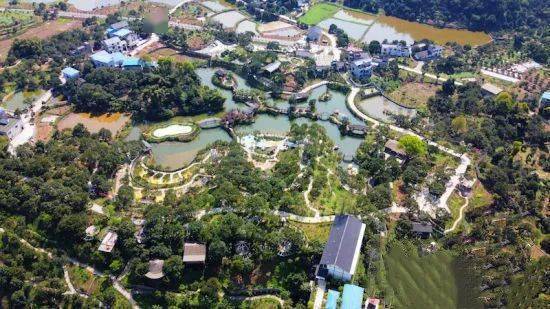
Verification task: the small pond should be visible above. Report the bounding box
[150,128,231,170]
[358,95,416,122]
[2,90,43,112]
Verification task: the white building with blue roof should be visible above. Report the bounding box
[91,51,126,68]
[61,67,79,80]
[102,36,127,53]
[113,28,140,47]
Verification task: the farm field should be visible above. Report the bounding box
[298,2,340,25]
[385,241,481,308]
[0,18,82,60]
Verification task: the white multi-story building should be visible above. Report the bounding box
[381,43,411,57]
[102,37,127,53]
[350,58,374,80]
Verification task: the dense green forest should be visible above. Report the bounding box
[425,81,548,307]
[61,59,225,121]
[380,0,549,32]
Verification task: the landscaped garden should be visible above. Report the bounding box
[143,121,199,143]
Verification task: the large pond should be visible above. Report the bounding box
[132,69,413,170]
[362,15,492,46]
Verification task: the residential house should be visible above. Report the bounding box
[384,139,408,160]
[102,37,127,53]
[263,61,281,74]
[331,60,346,72]
[145,259,165,280]
[412,222,433,238]
[183,243,206,264]
[107,20,129,36]
[71,42,93,56]
[98,231,118,253]
[412,43,443,61]
[91,51,126,68]
[84,226,98,241]
[346,45,368,61]
[481,82,503,97]
[113,28,140,47]
[316,215,366,282]
[365,298,381,309]
[62,67,80,80]
[0,109,23,140]
[457,177,475,196]
[350,58,374,80]
[307,26,323,42]
[295,48,313,59]
[540,91,550,108]
[341,284,364,309]
[381,43,411,57]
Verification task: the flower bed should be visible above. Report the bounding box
[143,122,199,143]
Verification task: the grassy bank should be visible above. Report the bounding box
[384,241,481,308]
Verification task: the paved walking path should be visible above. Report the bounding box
[398,64,463,86]
[444,181,474,233]
[346,86,471,216]
[313,279,326,309]
[8,89,52,154]
[0,228,138,308]
[304,176,320,217]
[229,294,284,307]
[299,81,329,94]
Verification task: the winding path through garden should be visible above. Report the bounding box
[0,228,138,308]
[346,85,471,215]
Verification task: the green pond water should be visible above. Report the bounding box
[2,91,43,112]
[133,68,415,170]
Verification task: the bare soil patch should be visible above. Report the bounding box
[57,112,131,136]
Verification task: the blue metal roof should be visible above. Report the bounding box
[91,50,113,64]
[341,284,364,309]
[62,67,79,77]
[112,52,125,64]
[542,91,550,101]
[123,57,141,67]
[325,290,340,309]
[113,28,132,38]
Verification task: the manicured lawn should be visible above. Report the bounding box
[385,241,481,308]
[298,3,339,25]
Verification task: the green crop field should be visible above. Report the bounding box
[384,241,481,308]
[298,3,339,25]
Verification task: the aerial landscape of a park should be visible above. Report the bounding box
[0,0,547,308]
